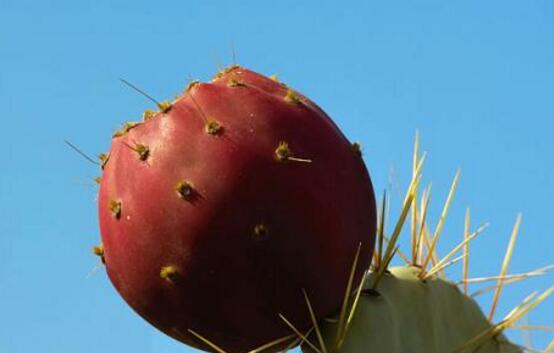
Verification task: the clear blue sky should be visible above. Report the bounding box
[1,1,553,352]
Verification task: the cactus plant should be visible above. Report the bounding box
[92,66,553,353]
[298,136,554,353]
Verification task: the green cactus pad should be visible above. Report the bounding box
[302,266,521,353]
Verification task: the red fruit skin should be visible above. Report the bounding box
[98,67,376,353]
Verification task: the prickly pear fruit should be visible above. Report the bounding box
[98,66,377,352]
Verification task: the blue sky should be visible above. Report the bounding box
[1,1,553,352]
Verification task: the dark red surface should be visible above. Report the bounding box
[98,67,376,353]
